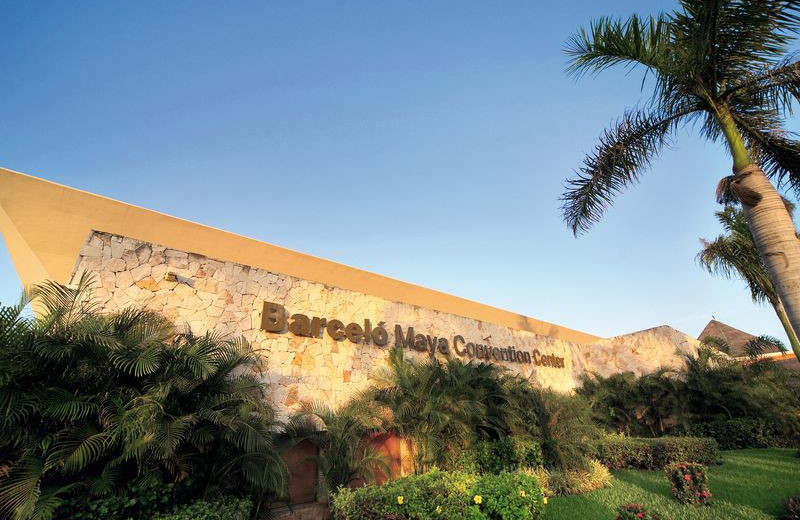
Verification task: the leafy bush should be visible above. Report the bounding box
[476,472,544,520]
[616,503,663,520]
[526,389,602,471]
[0,277,287,520]
[525,459,611,497]
[152,497,252,520]
[597,436,719,470]
[370,348,528,473]
[53,481,194,520]
[665,462,712,506]
[285,399,388,497]
[784,496,800,520]
[683,418,776,450]
[471,438,543,474]
[330,468,545,520]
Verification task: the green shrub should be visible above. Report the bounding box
[683,418,775,450]
[476,472,544,520]
[471,438,543,474]
[664,462,711,506]
[525,459,611,497]
[616,503,663,520]
[53,481,194,520]
[330,469,545,520]
[152,497,252,520]
[597,436,719,470]
[530,390,602,471]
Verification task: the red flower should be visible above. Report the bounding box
[636,514,644,519]
[683,474,692,481]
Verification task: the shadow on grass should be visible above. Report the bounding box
[612,470,670,498]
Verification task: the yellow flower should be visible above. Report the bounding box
[397,495,404,505]
[519,490,526,497]
[543,497,548,505]
[435,506,442,514]
[473,495,483,505]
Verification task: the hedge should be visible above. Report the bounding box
[331,469,545,520]
[596,436,719,470]
[683,418,776,450]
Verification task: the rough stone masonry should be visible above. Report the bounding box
[71,230,702,420]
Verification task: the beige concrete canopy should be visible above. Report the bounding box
[0,167,601,345]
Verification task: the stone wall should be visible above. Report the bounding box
[71,231,702,419]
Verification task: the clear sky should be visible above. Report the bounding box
[1,1,797,343]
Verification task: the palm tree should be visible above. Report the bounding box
[699,205,800,355]
[369,348,482,473]
[369,348,524,473]
[562,0,800,358]
[285,399,388,501]
[0,275,287,520]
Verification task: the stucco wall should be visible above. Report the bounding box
[71,231,702,419]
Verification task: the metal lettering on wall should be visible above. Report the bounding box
[260,301,565,368]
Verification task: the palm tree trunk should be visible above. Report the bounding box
[736,168,800,362]
[717,106,800,362]
[774,299,800,359]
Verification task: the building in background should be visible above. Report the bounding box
[698,319,798,368]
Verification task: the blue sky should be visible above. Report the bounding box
[1,0,796,342]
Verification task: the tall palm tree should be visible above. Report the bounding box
[285,399,388,500]
[562,0,800,357]
[698,205,800,355]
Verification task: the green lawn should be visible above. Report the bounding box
[544,449,800,520]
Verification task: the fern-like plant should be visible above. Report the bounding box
[0,275,287,520]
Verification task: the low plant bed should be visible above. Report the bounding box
[543,449,800,520]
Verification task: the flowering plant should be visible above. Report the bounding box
[615,503,662,520]
[664,462,712,505]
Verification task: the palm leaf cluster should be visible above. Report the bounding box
[698,204,800,354]
[367,348,527,474]
[702,332,788,358]
[0,275,287,520]
[579,346,800,438]
[563,0,800,233]
[284,399,389,498]
[365,347,600,474]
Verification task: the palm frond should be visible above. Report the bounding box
[745,334,787,358]
[566,14,672,76]
[700,335,733,354]
[562,108,693,234]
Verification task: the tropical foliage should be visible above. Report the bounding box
[368,347,524,473]
[562,0,800,356]
[0,276,286,520]
[285,399,388,497]
[369,347,600,474]
[579,348,800,443]
[698,205,800,355]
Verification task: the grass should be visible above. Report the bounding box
[543,449,800,520]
